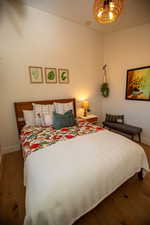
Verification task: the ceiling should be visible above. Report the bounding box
[22,0,150,33]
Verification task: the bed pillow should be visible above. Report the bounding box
[43,114,53,126]
[23,110,35,126]
[54,102,74,115]
[32,103,54,126]
[53,110,75,130]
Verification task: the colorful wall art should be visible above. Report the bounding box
[126,66,150,101]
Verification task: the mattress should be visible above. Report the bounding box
[21,122,149,225]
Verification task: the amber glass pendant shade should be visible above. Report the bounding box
[93,0,123,24]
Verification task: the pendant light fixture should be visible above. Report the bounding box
[93,0,123,24]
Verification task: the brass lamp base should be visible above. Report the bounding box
[83,109,87,117]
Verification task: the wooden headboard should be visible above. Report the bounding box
[14,98,76,134]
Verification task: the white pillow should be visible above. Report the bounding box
[23,110,35,126]
[32,103,54,126]
[54,102,74,114]
[43,114,53,126]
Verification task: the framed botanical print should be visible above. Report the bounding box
[58,69,69,84]
[29,66,43,84]
[126,66,150,101]
[45,67,57,83]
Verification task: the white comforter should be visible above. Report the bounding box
[24,129,149,225]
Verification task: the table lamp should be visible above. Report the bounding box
[81,100,89,117]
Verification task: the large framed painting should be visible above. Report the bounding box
[126,66,150,101]
[29,66,43,84]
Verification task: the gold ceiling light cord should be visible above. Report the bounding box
[93,0,124,24]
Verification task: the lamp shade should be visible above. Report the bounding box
[93,0,123,24]
[81,100,89,109]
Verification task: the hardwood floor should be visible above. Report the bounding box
[0,152,25,225]
[0,144,150,225]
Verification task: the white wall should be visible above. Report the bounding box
[2,4,149,154]
[103,23,150,145]
[0,5,103,153]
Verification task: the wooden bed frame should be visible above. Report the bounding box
[14,98,76,134]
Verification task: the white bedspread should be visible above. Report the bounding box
[24,130,149,225]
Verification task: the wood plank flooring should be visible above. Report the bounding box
[0,144,150,225]
[0,151,25,225]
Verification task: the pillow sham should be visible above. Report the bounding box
[53,110,75,130]
[23,110,35,126]
[54,102,74,115]
[43,114,53,126]
[32,103,54,126]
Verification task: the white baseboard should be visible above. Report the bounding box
[1,144,20,154]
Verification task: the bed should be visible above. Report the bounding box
[14,98,149,225]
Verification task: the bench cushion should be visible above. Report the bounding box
[103,122,142,135]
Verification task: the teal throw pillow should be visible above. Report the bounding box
[53,110,75,130]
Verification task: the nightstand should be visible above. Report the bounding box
[78,114,98,124]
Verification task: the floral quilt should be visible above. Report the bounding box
[20,120,103,159]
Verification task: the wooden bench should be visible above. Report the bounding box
[103,121,142,143]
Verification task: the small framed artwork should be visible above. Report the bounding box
[29,66,43,84]
[58,69,69,84]
[45,67,57,84]
[126,66,150,101]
